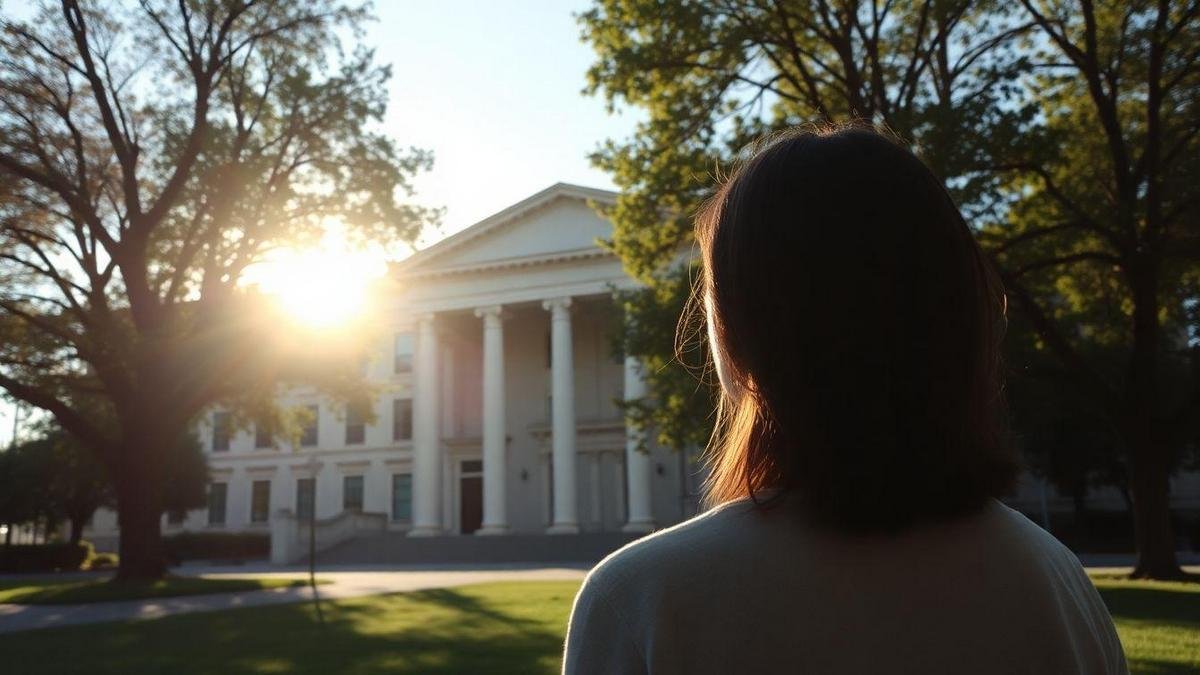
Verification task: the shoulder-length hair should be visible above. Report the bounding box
[695,125,1018,532]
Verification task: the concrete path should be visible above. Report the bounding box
[0,564,587,635]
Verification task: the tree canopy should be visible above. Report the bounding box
[581,0,1199,578]
[0,0,435,579]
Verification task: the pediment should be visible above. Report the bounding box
[395,183,617,278]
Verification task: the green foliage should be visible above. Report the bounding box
[162,532,270,563]
[0,541,94,573]
[0,0,436,577]
[581,0,1198,483]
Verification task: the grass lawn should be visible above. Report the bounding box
[0,575,318,605]
[0,578,1194,674]
[1090,575,1200,675]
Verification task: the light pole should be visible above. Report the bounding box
[305,454,324,625]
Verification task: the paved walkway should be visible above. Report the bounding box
[0,564,587,635]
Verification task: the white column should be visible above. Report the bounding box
[623,355,655,533]
[544,297,579,534]
[475,305,509,535]
[409,313,442,536]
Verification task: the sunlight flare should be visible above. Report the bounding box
[244,228,389,329]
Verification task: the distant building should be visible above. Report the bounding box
[82,183,1199,554]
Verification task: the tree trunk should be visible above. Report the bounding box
[68,516,85,545]
[1128,445,1182,579]
[112,429,170,581]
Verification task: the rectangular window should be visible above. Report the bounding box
[345,405,366,445]
[391,473,413,521]
[343,475,364,512]
[394,333,414,374]
[300,404,319,447]
[212,411,231,452]
[296,478,315,520]
[254,424,272,449]
[251,480,271,523]
[207,482,227,525]
[167,510,185,525]
[461,459,483,474]
[393,398,413,441]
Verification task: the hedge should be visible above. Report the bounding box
[163,532,269,563]
[0,541,94,573]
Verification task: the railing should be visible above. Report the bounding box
[270,509,388,565]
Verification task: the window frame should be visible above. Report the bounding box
[343,474,365,513]
[392,397,413,442]
[207,482,227,525]
[250,480,271,523]
[391,473,413,522]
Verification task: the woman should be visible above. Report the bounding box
[562,126,1126,674]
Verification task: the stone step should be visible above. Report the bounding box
[313,531,643,566]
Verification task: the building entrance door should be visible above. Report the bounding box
[460,459,483,534]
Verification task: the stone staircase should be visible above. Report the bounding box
[312,531,642,566]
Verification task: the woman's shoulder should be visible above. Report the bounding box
[580,499,765,597]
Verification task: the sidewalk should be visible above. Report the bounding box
[0,565,587,634]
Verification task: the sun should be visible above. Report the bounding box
[244,228,389,328]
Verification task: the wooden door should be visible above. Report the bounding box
[460,476,483,534]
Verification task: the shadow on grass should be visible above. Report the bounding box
[1098,586,1200,626]
[0,581,578,675]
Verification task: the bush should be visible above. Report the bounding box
[163,532,269,563]
[87,552,119,569]
[0,541,94,573]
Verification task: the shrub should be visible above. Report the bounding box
[163,532,269,563]
[87,552,119,569]
[0,541,94,573]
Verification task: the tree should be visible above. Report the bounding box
[0,1,435,579]
[580,0,1199,578]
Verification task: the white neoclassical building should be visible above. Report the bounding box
[81,182,1200,556]
[85,183,702,551]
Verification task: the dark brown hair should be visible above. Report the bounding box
[696,125,1017,532]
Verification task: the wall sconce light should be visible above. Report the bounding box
[520,468,529,482]
[655,463,665,476]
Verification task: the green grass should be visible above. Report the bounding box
[0,578,1194,674]
[1091,575,1200,674]
[0,581,577,675]
[0,575,318,605]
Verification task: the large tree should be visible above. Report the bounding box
[0,1,435,579]
[581,0,1199,578]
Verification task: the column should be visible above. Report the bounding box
[475,305,509,535]
[623,355,655,533]
[409,313,442,536]
[544,297,579,534]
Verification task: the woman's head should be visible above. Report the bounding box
[696,125,1017,532]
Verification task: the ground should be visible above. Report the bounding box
[0,576,317,605]
[0,577,1194,674]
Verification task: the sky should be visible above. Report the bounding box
[368,0,638,248]
[0,0,639,447]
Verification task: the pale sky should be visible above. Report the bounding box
[370,0,637,247]
[0,0,637,446]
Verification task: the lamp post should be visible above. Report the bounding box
[305,454,324,624]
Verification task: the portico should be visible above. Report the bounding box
[393,183,670,538]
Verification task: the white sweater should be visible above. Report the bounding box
[563,498,1127,674]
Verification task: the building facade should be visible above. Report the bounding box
[85,183,702,549]
[82,182,1200,552]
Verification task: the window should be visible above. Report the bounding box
[394,333,414,374]
[211,412,231,452]
[345,405,366,445]
[207,482,227,525]
[343,475,364,512]
[393,398,413,441]
[546,331,552,367]
[167,510,185,525]
[391,473,412,521]
[251,480,271,523]
[300,405,318,447]
[461,459,483,474]
[254,424,273,449]
[296,478,315,520]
